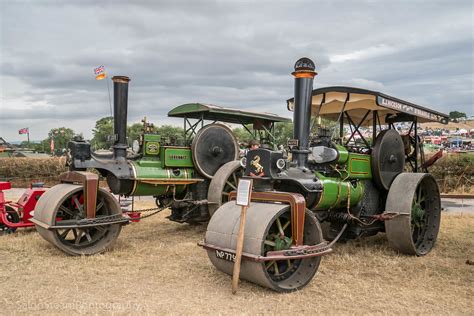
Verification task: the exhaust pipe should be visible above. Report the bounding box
[112,76,130,160]
[291,58,317,168]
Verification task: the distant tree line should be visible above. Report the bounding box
[21,109,468,154]
[90,116,185,150]
[449,111,467,121]
[22,127,75,155]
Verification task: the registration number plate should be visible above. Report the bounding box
[215,250,236,262]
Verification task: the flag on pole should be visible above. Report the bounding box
[50,138,55,153]
[18,127,29,134]
[94,65,106,80]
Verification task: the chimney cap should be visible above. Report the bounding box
[112,76,131,83]
[294,57,315,72]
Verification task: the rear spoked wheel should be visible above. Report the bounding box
[34,184,122,255]
[411,184,427,244]
[385,173,441,256]
[54,196,109,248]
[260,209,323,291]
[263,213,301,282]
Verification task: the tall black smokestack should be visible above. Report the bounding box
[291,57,317,168]
[112,76,130,160]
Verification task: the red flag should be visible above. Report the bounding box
[50,138,54,152]
[18,128,29,134]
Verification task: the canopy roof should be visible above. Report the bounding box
[287,86,449,125]
[168,103,291,125]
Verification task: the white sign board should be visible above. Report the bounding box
[236,179,253,206]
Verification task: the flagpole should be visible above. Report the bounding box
[106,77,113,118]
[95,65,113,121]
[27,129,30,146]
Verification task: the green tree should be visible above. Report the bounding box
[232,123,296,148]
[19,141,31,149]
[19,140,46,152]
[156,125,184,145]
[127,123,144,146]
[155,125,184,138]
[272,118,340,148]
[48,127,75,155]
[126,121,185,146]
[274,122,294,147]
[232,126,253,144]
[91,117,113,150]
[38,139,50,153]
[449,111,467,120]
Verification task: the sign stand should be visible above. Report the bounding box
[232,178,253,295]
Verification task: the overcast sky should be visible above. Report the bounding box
[1,0,472,142]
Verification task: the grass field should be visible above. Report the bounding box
[1,198,473,314]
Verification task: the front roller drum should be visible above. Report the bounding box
[34,184,122,256]
[205,201,323,292]
[385,173,441,256]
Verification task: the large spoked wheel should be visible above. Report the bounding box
[0,206,20,235]
[207,160,243,217]
[263,211,306,283]
[206,202,323,292]
[385,173,441,256]
[34,184,122,256]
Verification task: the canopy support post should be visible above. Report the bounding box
[338,93,350,145]
[183,116,187,144]
[414,117,418,172]
[339,113,344,145]
[344,110,371,148]
[372,110,377,143]
[184,117,203,145]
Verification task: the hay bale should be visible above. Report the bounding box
[430,154,474,193]
[0,157,68,187]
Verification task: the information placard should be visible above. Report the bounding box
[236,179,252,206]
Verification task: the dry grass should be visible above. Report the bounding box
[1,197,472,315]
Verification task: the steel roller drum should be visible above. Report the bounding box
[385,173,441,256]
[205,201,323,292]
[34,184,122,255]
[371,129,405,190]
[191,124,239,179]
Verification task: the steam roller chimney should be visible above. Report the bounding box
[291,57,317,168]
[112,76,130,160]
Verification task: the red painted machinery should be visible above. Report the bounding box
[0,182,47,234]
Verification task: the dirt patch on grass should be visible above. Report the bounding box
[1,199,472,314]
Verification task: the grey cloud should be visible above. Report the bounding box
[1,0,472,141]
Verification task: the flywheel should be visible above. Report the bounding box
[371,129,405,190]
[191,124,239,179]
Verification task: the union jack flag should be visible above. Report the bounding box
[94,65,105,75]
[18,128,29,135]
